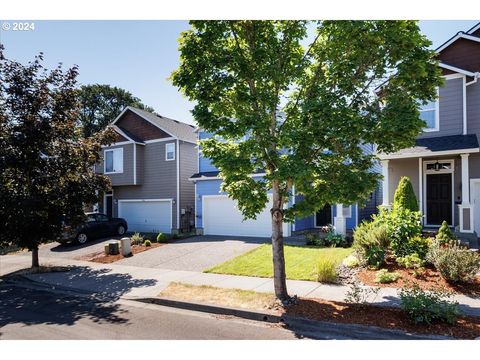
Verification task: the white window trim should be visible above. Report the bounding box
[166,143,175,161]
[104,148,124,174]
[421,88,440,133]
[422,159,455,227]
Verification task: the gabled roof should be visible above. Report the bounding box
[112,106,197,144]
[436,30,480,53]
[466,22,480,35]
[439,63,477,77]
[379,135,480,159]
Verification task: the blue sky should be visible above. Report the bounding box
[0,20,478,125]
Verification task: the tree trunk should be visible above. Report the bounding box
[31,246,39,268]
[271,180,289,301]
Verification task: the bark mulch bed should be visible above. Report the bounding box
[357,257,480,297]
[76,243,164,264]
[285,297,480,339]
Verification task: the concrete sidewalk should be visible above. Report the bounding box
[2,254,479,316]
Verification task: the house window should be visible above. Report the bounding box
[419,97,439,132]
[166,143,175,161]
[104,148,123,174]
[342,205,352,218]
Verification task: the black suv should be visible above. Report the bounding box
[60,213,128,244]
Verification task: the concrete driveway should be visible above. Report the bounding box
[116,235,269,271]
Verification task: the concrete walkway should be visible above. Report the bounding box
[2,254,479,316]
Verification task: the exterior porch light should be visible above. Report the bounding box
[433,160,441,171]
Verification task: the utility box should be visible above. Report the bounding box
[108,241,120,255]
[120,237,132,257]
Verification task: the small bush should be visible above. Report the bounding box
[366,246,385,269]
[342,254,360,268]
[144,240,152,247]
[324,231,347,248]
[399,285,459,325]
[383,208,423,258]
[393,176,419,212]
[375,269,401,283]
[130,232,144,246]
[344,283,380,304]
[317,258,337,283]
[305,232,324,247]
[427,242,480,283]
[396,253,426,269]
[353,221,389,267]
[435,221,457,246]
[157,232,168,243]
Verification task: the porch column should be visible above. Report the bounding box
[461,154,470,204]
[418,158,423,224]
[459,153,474,233]
[381,160,390,208]
[334,203,346,236]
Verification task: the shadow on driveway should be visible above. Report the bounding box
[49,236,123,253]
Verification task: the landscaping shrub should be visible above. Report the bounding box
[396,253,426,269]
[317,258,337,283]
[399,285,459,325]
[383,208,423,258]
[305,232,325,247]
[365,246,385,269]
[130,232,144,246]
[342,254,360,268]
[427,241,480,283]
[352,221,389,267]
[393,176,419,212]
[157,232,168,243]
[344,283,380,304]
[324,231,347,248]
[144,240,152,247]
[435,220,457,246]
[375,269,401,283]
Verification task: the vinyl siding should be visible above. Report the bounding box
[112,141,178,229]
[467,80,480,135]
[98,144,135,186]
[198,131,218,172]
[419,77,464,139]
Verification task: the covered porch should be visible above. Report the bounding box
[379,135,480,237]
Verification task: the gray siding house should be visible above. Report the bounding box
[378,23,480,242]
[96,106,197,234]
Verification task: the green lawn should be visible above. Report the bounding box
[205,244,353,281]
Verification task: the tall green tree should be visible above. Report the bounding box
[0,46,115,267]
[171,21,442,301]
[78,84,154,137]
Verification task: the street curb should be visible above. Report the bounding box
[131,297,453,340]
[133,297,282,323]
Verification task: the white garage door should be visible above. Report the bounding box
[203,195,290,237]
[118,200,172,233]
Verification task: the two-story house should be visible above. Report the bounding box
[191,131,381,237]
[96,106,197,234]
[378,22,480,241]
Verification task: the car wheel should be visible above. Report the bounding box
[76,233,88,244]
[117,225,126,236]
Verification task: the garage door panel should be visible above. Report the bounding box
[119,200,171,233]
[203,196,288,237]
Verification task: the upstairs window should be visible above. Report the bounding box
[104,148,123,174]
[419,96,439,132]
[166,143,175,161]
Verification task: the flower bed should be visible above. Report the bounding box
[76,243,164,264]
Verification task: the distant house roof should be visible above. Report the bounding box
[379,134,480,159]
[112,106,197,144]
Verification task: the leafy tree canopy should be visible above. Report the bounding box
[78,84,154,137]
[0,46,115,266]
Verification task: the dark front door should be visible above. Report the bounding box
[106,195,113,218]
[316,204,332,227]
[426,173,452,225]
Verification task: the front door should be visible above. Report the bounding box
[426,173,452,225]
[105,195,113,218]
[315,204,332,227]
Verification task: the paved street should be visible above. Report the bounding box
[0,283,300,340]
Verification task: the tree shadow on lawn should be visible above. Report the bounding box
[0,266,157,329]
